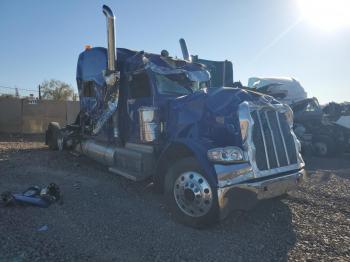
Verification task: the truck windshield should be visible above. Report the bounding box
[155,73,207,96]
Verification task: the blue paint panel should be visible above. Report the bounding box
[161,87,278,182]
[75,46,281,184]
[76,47,108,86]
[76,47,208,137]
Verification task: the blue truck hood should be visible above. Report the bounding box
[166,87,273,148]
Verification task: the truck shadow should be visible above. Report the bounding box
[304,156,350,180]
[1,143,296,262]
[216,198,296,261]
[129,180,296,262]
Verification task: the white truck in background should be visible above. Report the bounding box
[247,77,307,105]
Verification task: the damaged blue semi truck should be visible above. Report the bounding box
[46,5,306,227]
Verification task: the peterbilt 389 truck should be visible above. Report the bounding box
[46,5,305,227]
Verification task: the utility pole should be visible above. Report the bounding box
[38,85,41,100]
[73,93,78,101]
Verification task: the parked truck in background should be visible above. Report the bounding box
[46,5,305,227]
[247,77,350,156]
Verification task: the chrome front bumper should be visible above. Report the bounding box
[216,164,306,219]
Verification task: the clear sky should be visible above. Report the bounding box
[0,0,349,103]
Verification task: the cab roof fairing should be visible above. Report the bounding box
[76,47,211,89]
[192,57,234,88]
[75,47,211,136]
[124,51,211,83]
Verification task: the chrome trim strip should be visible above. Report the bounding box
[239,102,258,177]
[276,111,290,165]
[257,111,270,169]
[265,111,280,167]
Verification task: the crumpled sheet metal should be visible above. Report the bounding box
[92,96,118,135]
[76,47,210,90]
[145,61,210,82]
[76,47,211,135]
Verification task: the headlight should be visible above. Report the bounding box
[207,146,244,163]
[239,119,249,142]
[285,106,294,128]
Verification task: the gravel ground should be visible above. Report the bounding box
[0,134,349,262]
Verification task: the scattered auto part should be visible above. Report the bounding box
[1,183,60,208]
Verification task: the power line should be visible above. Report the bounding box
[0,85,37,92]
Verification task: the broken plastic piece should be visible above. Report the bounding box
[1,183,61,208]
[38,225,49,232]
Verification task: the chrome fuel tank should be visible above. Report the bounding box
[77,139,115,166]
[139,106,160,143]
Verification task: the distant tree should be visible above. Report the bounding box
[40,79,74,101]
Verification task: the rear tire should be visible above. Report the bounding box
[46,122,61,150]
[164,157,219,228]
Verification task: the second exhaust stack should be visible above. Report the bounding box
[179,38,191,62]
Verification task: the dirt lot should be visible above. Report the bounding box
[0,134,349,262]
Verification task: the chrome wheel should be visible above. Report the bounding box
[173,171,213,217]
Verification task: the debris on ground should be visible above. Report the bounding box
[37,225,49,232]
[1,183,60,208]
[0,136,349,261]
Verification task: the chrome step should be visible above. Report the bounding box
[108,167,145,181]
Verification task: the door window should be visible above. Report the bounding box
[129,73,152,99]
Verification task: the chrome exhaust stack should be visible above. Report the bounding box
[91,5,119,135]
[102,5,116,72]
[179,38,192,62]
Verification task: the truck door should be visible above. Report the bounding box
[124,71,155,144]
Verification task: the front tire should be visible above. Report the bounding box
[164,157,219,228]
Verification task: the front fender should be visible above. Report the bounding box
[155,138,218,190]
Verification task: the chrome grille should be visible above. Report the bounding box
[251,109,297,171]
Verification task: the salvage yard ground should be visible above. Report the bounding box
[0,134,349,261]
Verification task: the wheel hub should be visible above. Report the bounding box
[173,171,213,217]
[184,188,195,202]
